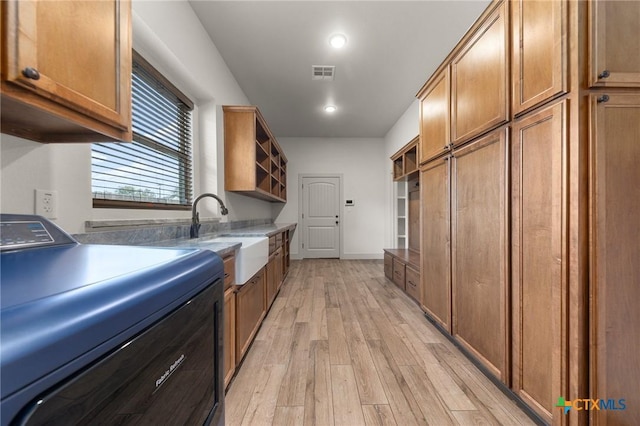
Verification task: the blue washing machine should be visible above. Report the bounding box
[0,214,225,425]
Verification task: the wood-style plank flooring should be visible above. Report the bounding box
[225,259,535,426]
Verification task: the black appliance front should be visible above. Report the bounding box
[16,283,224,426]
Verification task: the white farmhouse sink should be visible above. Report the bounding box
[198,236,268,284]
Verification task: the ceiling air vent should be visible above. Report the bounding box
[312,65,335,81]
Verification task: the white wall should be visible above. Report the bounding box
[0,0,272,234]
[382,100,420,247]
[274,137,387,259]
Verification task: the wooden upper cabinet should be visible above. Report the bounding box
[511,101,566,423]
[589,0,640,88]
[0,0,132,142]
[391,136,419,180]
[418,68,450,164]
[590,94,640,425]
[451,1,509,145]
[223,106,287,203]
[451,127,509,383]
[512,0,567,115]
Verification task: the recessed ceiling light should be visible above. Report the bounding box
[329,34,347,49]
[324,105,337,113]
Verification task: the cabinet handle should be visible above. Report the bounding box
[598,70,610,79]
[597,95,610,104]
[22,67,41,80]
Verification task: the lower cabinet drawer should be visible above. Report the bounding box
[405,266,420,302]
[392,258,406,290]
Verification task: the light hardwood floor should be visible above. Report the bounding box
[225,259,536,426]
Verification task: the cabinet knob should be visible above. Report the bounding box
[22,67,41,80]
[598,70,610,79]
[597,95,610,104]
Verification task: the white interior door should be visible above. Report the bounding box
[301,176,340,258]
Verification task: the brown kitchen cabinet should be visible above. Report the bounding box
[511,101,567,423]
[223,287,236,389]
[590,93,640,425]
[589,0,640,88]
[282,230,291,278]
[420,157,451,332]
[0,0,132,142]
[223,105,287,202]
[405,266,420,303]
[222,253,236,389]
[223,253,235,290]
[451,0,509,145]
[391,136,419,180]
[418,68,450,164]
[392,258,406,291]
[382,249,420,303]
[451,127,509,383]
[266,247,283,309]
[511,0,567,115]
[383,253,393,280]
[235,267,266,363]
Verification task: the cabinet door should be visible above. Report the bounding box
[589,0,640,87]
[590,94,640,425]
[2,0,131,130]
[451,1,509,145]
[224,288,236,389]
[512,0,567,115]
[419,68,450,164]
[420,157,451,331]
[275,246,284,291]
[266,253,278,308]
[235,269,266,362]
[512,101,566,423]
[451,128,508,382]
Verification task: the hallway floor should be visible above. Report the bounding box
[225,259,536,425]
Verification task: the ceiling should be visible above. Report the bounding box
[189,1,491,138]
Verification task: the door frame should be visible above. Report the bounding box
[298,173,343,259]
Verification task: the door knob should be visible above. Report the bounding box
[335,221,339,225]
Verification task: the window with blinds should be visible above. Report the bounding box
[91,51,194,209]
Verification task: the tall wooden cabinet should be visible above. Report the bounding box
[590,93,640,425]
[451,128,509,382]
[511,101,566,422]
[415,0,639,424]
[420,158,451,331]
[1,0,132,142]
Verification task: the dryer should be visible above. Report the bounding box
[0,214,225,425]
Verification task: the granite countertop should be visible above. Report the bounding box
[147,223,297,257]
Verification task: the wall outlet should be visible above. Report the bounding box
[35,189,58,219]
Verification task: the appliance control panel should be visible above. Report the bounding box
[0,214,77,251]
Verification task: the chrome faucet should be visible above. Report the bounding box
[190,193,229,238]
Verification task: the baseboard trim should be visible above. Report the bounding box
[422,313,548,426]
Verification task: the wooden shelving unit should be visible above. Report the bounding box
[223,105,287,202]
[391,135,419,181]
